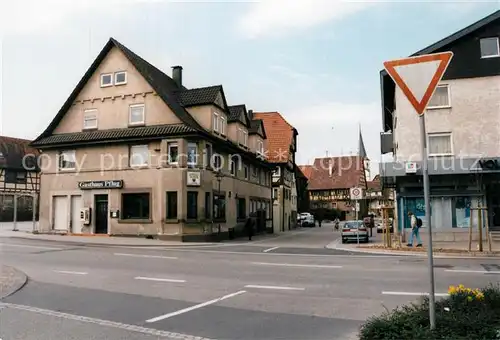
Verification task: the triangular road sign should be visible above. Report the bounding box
[383,52,453,115]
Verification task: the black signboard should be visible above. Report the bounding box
[78,180,124,190]
[478,159,500,171]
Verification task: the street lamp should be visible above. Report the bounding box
[215,170,224,234]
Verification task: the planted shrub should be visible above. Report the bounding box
[359,284,500,340]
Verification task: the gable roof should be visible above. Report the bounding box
[253,111,297,163]
[32,37,203,145]
[249,119,266,138]
[176,85,228,109]
[0,136,40,171]
[307,156,366,190]
[367,177,381,191]
[227,104,251,127]
[298,165,313,179]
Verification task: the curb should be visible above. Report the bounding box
[4,236,219,248]
[0,265,28,300]
[326,242,500,259]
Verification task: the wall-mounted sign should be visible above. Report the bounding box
[478,159,500,171]
[78,180,123,190]
[405,162,418,174]
[187,171,201,186]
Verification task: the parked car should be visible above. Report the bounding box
[299,213,315,227]
[376,218,394,233]
[341,220,369,243]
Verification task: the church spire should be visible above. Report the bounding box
[358,123,367,159]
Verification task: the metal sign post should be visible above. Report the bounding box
[383,51,454,330]
[350,187,363,245]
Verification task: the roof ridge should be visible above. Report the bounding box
[179,84,222,92]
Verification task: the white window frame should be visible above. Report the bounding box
[167,142,179,165]
[83,109,98,130]
[187,142,198,167]
[114,71,128,85]
[129,104,145,126]
[220,116,226,136]
[129,145,149,167]
[243,130,248,147]
[428,132,453,157]
[427,84,451,109]
[100,73,113,87]
[480,37,500,59]
[213,112,220,132]
[244,165,249,180]
[273,166,281,177]
[257,140,264,155]
[58,150,76,170]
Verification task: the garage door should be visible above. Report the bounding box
[53,196,68,231]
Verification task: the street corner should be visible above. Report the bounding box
[0,265,28,300]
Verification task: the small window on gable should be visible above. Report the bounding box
[129,104,145,126]
[220,116,226,136]
[213,112,220,132]
[427,85,450,109]
[83,109,98,130]
[115,71,127,85]
[480,37,500,59]
[100,73,113,87]
[257,140,264,155]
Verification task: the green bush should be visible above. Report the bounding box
[359,284,500,340]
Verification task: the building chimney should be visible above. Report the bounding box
[248,109,253,120]
[171,65,183,87]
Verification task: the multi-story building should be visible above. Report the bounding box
[379,10,500,236]
[30,38,273,241]
[253,112,299,232]
[366,175,394,217]
[306,155,368,220]
[0,136,40,222]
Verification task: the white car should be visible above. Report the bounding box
[299,213,315,227]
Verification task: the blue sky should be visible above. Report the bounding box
[1,0,499,176]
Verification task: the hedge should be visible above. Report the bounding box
[359,284,500,340]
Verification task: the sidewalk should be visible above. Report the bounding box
[328,231,500,257]
[0,265,27,299]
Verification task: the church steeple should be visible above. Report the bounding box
[358,123,368,159]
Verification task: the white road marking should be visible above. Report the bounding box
[263,247,279,253]
[445,269,500,274]
[53,270,88,275]
[145,290,247,323]
[0,302,215,340]
[114,253,177,260]
[135,276,186,283]
[0,243,62,250]
[382,291,448,297]
[244,284,305,291]
[252,262,342,269]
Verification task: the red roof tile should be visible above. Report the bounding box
[253,112,295,163]
[0,136,40,170]
[307,156,367,190]
[299,165,313,179]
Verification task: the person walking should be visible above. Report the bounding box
[407,211,422,247]
[244,216,254,241]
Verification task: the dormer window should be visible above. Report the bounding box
[220,116,226,136]
[213,112,220,132]
[238,128,248,147]
[257,140,264,155]
[480,37,500,59]
[100,73,113,87]
[114,71,127,85]
[212,112,226,136]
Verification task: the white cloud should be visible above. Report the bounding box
[237,0,375,39]
[0,0,166,36]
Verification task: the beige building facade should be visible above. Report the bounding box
[31,38,273,241]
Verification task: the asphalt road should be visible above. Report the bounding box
[1,225,499,340]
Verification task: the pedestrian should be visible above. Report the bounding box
[245,216,254,241]
[407,211,423,247]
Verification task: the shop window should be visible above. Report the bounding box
[121,193,150,220]
[166,191,178,219]
[187,191,198,220]
[213,193,226,220]
[452,196,471,228]
[237,198,246,220]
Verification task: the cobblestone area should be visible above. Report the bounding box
[0,265,27,299]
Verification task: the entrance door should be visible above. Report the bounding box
[70,195,83,234]
[53,196,68,231]
[94,195,108,234]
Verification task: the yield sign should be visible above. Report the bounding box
[383,52,453,115]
